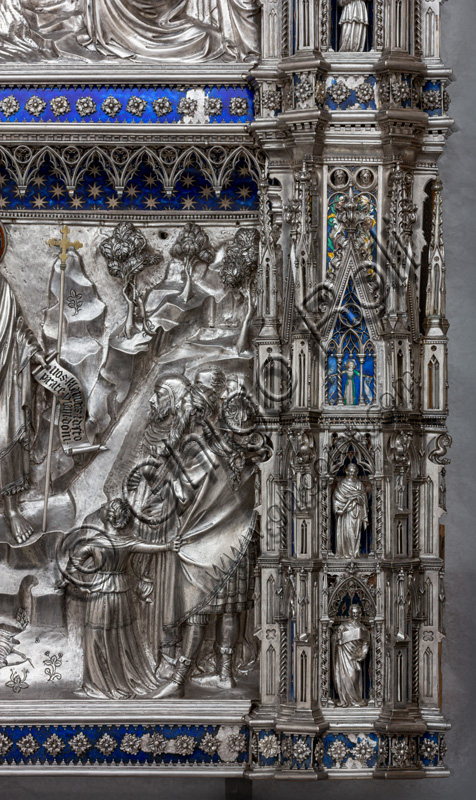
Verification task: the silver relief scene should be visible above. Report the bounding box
[0,1,261,63]
[0,0,452,780]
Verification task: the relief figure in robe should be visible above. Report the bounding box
[333,464,368,557]
[0,268,46,544]
[62,498,181,699]
[332,604,370,707]
[2,1,260,63]
[82,0,260,62]
[338,0,369,52]
[343,357,359,405]
[126,373,190,675]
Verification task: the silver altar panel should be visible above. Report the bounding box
[0,0,452,779]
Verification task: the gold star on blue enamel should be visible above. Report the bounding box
[199,186,214,200]
[237,185,252,200]
[144,195,158,209]
[125,184,140,199]
[144,174,158,188]
[219,195,233,210]
[182,174,196,188]
[32,195,47,209]
[88,182,102,199]
[181,195,197,210]
[51,183,65,199]
[32,175,46,188]
[70,195,85,209]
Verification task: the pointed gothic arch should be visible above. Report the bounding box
[328,430,376,476]
[328,574,377,621]
[326,278,376,406]
[425,7,436,57]
[428,355,440,409]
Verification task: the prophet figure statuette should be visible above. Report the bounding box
[333,464,369,557]
[338,0,370,52]
[332,604,370,707]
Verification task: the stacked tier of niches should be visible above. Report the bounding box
[0,0,451,781]
[249,0,451,779]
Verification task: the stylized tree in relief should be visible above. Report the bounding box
[219,228,260,354]
[171,222,215,303]
[100,222,163,338]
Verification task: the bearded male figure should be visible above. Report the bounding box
[333,604,370,707]
[0,264,46,544]
[127,373,190,671]
[138,366,271,698]
[333,464,368,557]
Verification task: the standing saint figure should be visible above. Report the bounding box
[0,267,46,544]
[332,604,370,706]
[343,357,359,405]
[62,498,180,699]
[338,0,369,52]
[333,464,368,557]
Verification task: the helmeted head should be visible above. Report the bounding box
[333,169,348,187]
[194,367,226,395]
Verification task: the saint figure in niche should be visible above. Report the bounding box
[343,357,359,405]
[338,0,370,52]
[333,464,368,557]
[333,604,370,706]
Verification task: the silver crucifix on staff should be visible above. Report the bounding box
[42,225,83,532]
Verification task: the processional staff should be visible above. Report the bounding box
[42,225,83,532]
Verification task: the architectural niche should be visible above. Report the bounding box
[0,0,451,780]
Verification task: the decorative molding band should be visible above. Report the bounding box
[0,142,263,217]
[0,724,249,767]
[0,86,255,125]
[0,725,448,775]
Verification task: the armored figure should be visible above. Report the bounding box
[144,366,271,698]
[332,604,370,707]
[333,464,368,557]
